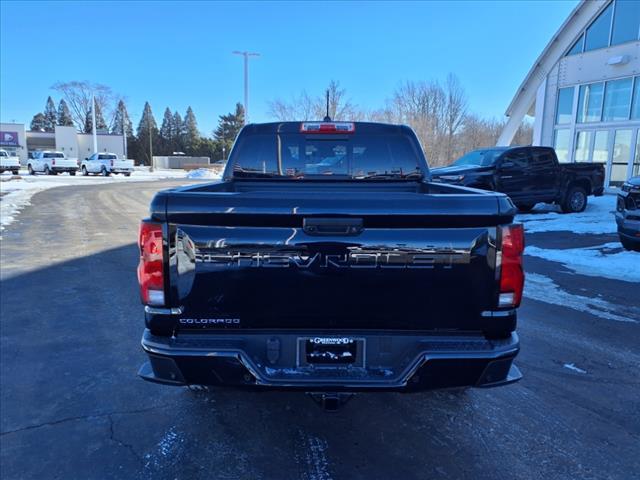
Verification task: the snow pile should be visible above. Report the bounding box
[526,242,640,283]
[186,168,222,180]
[516,195,617,234]
[0,169,196,232]
[524,273,638,323]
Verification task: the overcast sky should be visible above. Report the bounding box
[0,0,577,134]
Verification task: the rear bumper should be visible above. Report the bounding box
[52,166,78,173]
[139,329,521,392]
[0,166,20,172]
[111,168,133,173]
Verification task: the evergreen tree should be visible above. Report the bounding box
[43,96,57,132]
[111,100,135,159]
[182,106,200,154]
[111,100,133,137]
[213,103,245,158]
[85,103,108,133]
[172,111,184,153]
[57,99,74,127]
[94,102,108,132]
[83,107,93,133]
[136,102,159,165]
[159,108,174,154]
[30,113,47,131]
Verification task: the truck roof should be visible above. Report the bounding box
[240,121,415,135]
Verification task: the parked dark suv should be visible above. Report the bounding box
[431,146,605,213]
[616,176,640,251]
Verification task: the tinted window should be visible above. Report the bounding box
[98,154,117,160]
[532,149,556,168]
[585,3,613,51]
[229,133,423,179]
[556,87,574,124]
[611,0,640,46]
[577,83,604,123]
[502,150,530,169]
[451,149,503,167]
[603,78,633,121]
[44,153,64,158]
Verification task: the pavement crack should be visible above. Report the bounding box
[0,404,169,437]
[108,414,143,465]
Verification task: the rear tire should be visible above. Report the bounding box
[82,166,88,176]
[44,165,52,176]
[70,171,76,176]
[561,186,587,213]
[12,170,19,175]
[100,166,110,177]
[28,164,35,175]
[124,172,131,177]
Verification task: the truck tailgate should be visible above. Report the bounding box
[160,185,512,332]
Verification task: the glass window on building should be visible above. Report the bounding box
[577,83,604,123]
[611,0,640,46]
[593,130,610,163]
[574,131,592,162]
[603,78,633,122]
[554,129,571,163]
[566,33,584,56]
[585,2,613,51]
[634,133,640,176]
[631,77,640,120]
[556,87,575,124]
[611,129,632,186]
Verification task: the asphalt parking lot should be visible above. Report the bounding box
[1,180,639,480]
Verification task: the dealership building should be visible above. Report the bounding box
[0,123,125,164]
[499,0,640,188]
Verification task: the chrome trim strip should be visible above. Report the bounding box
[480,309,516,318]
[144,305,184,315]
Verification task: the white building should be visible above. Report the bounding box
[500,0,640,188]
[0,123,125,164]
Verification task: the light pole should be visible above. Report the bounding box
[232,51,260,122]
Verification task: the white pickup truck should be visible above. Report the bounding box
[80,152,134,176]
[0,149,20,175]
[28,151,78,175]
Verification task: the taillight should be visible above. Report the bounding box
[52,159,56,165]
[110,159,114,167]
[137,222,164,306]
[300,122,355,133]
[498,224,524,308]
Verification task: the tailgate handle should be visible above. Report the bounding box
[303,218,363,236]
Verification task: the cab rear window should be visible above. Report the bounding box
[229,133,423,179]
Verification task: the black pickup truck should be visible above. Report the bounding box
[137,122,524,408]
[431,146,605,213]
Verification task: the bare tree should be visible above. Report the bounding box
[267,80,362,121]
[51,81,115,131]
[443,73,468,163]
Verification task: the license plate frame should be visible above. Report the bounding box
[297,336,366,367]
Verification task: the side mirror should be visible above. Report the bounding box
[85,157,88,160]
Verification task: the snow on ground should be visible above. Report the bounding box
[526,242,640,283]
[186,168,222,179]
[0,168,221,232]
[516,194,617,234]
[525,273,639,323]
